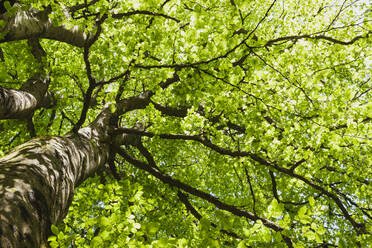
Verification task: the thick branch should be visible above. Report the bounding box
[0,75,51,120]
[115,91,153,116]
[1,7,89,47]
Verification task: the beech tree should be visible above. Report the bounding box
[0,0,371,247]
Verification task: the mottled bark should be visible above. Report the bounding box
[0,75,51,120]
[0,109,112,247]
[0,7,88,47]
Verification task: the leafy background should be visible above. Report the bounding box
[0,0,371,247]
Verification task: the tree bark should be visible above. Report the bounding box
[0,7,89,47]
[0,109,112,247]
[0,75,51,120]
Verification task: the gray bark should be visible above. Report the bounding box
[1,7,89,47]
[0,109,112,247]
[0,75,51,120]
[0,5,154,246]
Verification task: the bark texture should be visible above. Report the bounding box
[1,7,88,47]
[0,109,112,247]
[0,75,51,120]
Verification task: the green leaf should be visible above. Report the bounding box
[47,236,57,242]
[51,225,59,235]
[3,1,11,11]
[268,198,283,218]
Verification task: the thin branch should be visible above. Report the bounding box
[350,78,371,102]
[250,49,315,106]
[61,111,75,126]
[108,152,122,181]
[116,146,293,243]
[269,171,309,206]
[245,0,277,40]
[113,128,365,233]
[72,16,106,132]
[5,131,21,147]
[112,10,180,23]
[244,167,256,213]
[68,74,85,97]
[177,191,242,239]
[134,0,277,70]
[265,32,371,47]
[27,117,36,137]
[72,45,96,132]
[67,0,100,13]
[232,164,245,191]
[325,0,347,31]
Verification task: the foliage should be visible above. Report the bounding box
[1,0,371,247]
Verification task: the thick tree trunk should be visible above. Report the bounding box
[0,109,112,247]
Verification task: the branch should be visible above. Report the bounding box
[27,117,36,137]
[112,10,180,23]
[265,32,371,47]
[330,185,372,220]
[1,7,90,47]
[0,75,51,120]
[149,101,249,135]
[268,163,366,233]
[177,191,242,240]
[269,171,309,206]
[67,0,100,13]
[135,0,277,70]
[116,147,292,239]
[113,128,251,157]
[113,128,366,233]
[151,101,188,117]
[244,167,256,213]
[72,47,96,132]
[61,110,76,126]
[27,38,46,63]
[135,142,161,172]
[72,17,106,132]
[245,0,277,41]
[158,71,180,89]
[329,117,371,131]
[107,152,122,181]
[115,91,153,116]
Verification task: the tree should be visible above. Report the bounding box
[0,0,370,247]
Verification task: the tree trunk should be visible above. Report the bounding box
[0,109,112,247]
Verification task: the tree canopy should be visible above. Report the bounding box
[0,0,371,247]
